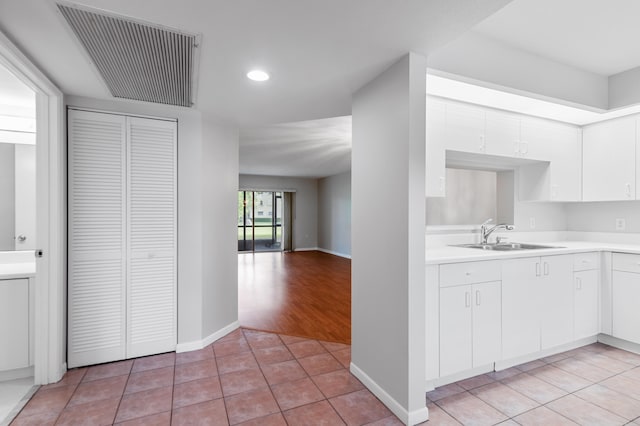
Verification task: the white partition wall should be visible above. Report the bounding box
[68,109,176,368]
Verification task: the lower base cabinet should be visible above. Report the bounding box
[440,281,501,377]
[612,270,640,344]
[0,279,29,371]
[574,269,599,339]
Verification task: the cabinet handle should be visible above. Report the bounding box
[479,135,485,152]
[544,262,549,276]
[626,183,632,197]
[476,290,481,306]
[576,277,582,290]
[465,291,471,308]
[520,141,529,154]
[536,262,541,276]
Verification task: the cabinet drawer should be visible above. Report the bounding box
[613,253,640,273]
[573,252,600,271]
[440,260,501,287]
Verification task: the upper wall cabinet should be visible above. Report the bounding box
[519,119,582,202]
[484,109,520,158]
[445,100,486,154]
[582,117,636,201]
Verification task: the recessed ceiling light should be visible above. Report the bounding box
[247,70,269,82]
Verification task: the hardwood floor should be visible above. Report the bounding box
[238,251,351,344]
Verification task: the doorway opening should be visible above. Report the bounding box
[0,58,37,424]
[238,190,283,252]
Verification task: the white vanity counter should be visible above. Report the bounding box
[0,251,35,280]
[426,241,640,264]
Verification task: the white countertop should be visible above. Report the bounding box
[426,241,640,264]
[0,262,36,280]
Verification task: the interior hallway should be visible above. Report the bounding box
[238,251,351,344]
[9,328,400,425]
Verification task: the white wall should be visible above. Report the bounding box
[566,201,640,233]
[317,171,351,257]
[352,52,427,424]
[0,143,14,250]
[14,144,35,250]
[239,174,318,250]
[609,66,640,109]
[429,32,609,110]
[66,95,239,347]
[202,116,239,337]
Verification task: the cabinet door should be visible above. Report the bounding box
[583,117,636,201]
[612,271,640,344]
[126,117,177,358]
[472,281,501,367]
[502,258,540,360]
[549,126,581,201]
[485,109,520,157]
[68,110,127,368]
[445,101,485,153]
[426,97,446,197]
[574,270,599,340]
[440,285,472,377]
[540,255,574,349]
[0,279,29,371]
[519,117,554,161]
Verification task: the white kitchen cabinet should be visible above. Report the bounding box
[612,271,640,344]
[485,109,520,158]
[439,281,501,377]
[573,252,599,340]
[612,253,640,344]
[0,279,29,371]
[68,109,177,368]
[445,100,485,154]
[502,255,573,360]
[574,270,599,340]
[519,121,581,202]
[502,257,541,360]
[439,285,472,376]
[426,97,446,197]
[583,117,636,201]
[540,255,574,349]
[472,281,502,367]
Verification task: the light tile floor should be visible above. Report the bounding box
[11,332,640,425]
[9,329,401,425]
[427,342,640,425]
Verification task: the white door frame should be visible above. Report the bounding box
[0,30,65,384]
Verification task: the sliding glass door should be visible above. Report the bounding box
[238,190,283,252]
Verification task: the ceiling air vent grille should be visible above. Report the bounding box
[57,3,198,107]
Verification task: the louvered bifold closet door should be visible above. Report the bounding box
[126,117,177,358]
[68,110,127,368]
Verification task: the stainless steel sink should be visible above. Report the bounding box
[453,242,564,251]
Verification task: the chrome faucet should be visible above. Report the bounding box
[480,218,515,244]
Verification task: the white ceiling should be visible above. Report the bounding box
[472,0,640,77]
[240,116,351,178]
[0,0,511,127]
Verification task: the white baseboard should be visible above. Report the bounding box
[598,334,640,354]
[317,248,351,259]
[0,366,33,382]
[350,362,428,426]
[293,247,318,252]
[495,336,597,371]
[176,321,240,353]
